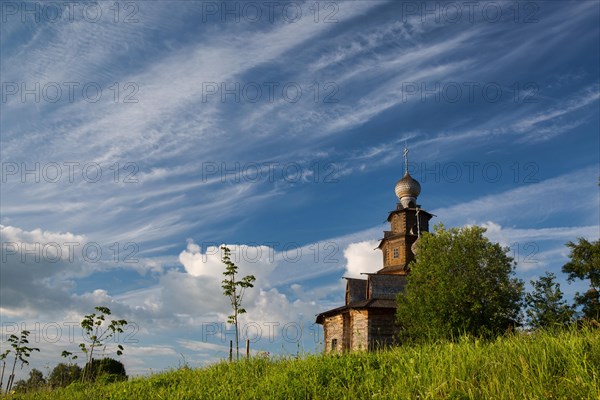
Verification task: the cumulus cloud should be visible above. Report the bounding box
[178,241,277,283]
[0,224,90,316]
[177,242,323,323]
[343,240,381,279]
[0,224,168,317]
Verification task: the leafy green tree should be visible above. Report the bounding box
[78,306,127,382]
[396,225,523,342]
[82,357,127,384]
[12,368,46,393]
[221,246,255,361]
[3,330,40,392]
[48,363,81,389]
[562,238,600,320]
[525,272,574,329]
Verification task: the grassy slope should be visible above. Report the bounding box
[8,328,600,399]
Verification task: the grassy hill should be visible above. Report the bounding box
[7,328,599,399]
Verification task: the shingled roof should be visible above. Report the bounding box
[315,274,407,324]
[315,298,397,324]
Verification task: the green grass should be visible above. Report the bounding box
[7,328,600,399]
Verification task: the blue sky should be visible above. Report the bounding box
[1,0,599,379]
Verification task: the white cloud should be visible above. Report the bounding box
[343,241,381,279]
[179,242,277,283]
[513,85,599,137]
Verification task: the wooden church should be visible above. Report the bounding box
[316,149,433,352]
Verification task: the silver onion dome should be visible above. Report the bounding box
[395,172,421,201]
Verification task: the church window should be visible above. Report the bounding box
[393,248,399,258]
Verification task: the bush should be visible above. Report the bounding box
[82,357,127,383]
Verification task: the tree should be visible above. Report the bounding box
[82,357,127,384]
[221,246,255,361]
[396,224,523,342]
[525,272,574,329]
[78,306,127,382]
[562,238,600,320]
[12,368,46,393]
[0,349,9,391]
[48,363,81,389]
[3,330,40,392]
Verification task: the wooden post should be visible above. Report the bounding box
[246,339,250,360]
[229,340,233,363]
[0,361,5,392]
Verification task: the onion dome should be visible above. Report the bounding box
[395,171,421,207]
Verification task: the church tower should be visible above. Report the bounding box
[316,145,435,352]
[377,146,433,275]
